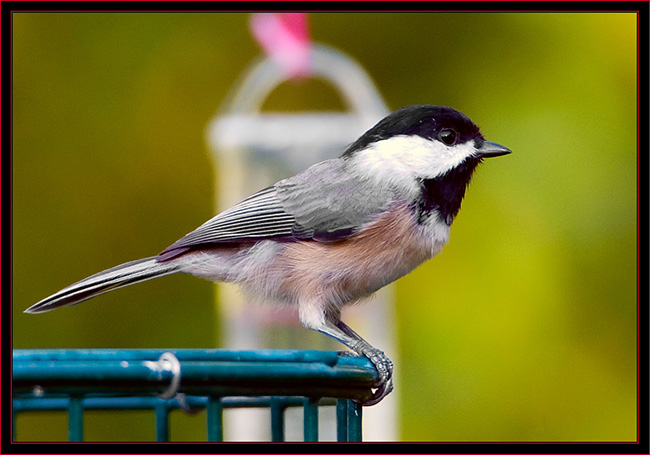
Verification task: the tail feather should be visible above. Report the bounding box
[25,257,181,314]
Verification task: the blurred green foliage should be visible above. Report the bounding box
[12,12,637,441]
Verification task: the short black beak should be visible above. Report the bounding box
[476,140,511,158]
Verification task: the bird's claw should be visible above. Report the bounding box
[362,348,393,405]
[363,376,394,406]
[336,350,357,357]
[339,348,394,406]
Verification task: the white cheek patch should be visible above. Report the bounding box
[351,135,477,191]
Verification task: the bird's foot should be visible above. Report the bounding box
[338,347,394,406]
[362,347,393,405]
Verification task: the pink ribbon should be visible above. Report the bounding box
[250,13,312,79]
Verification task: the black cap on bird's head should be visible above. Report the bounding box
[343,104,510,159]
[342,105,511,226]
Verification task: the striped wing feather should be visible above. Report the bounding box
[157,159,398,260]
[158,186,296,259]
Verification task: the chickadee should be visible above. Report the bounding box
[25,104,510,405]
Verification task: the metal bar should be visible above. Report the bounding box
[68,396,83,442]
[12,349,377,404]
[206,396,223,442]
[14,387,372,405]
[12,349,372,442]
[12,349,341,364]
[269,397,285,442]
[336,399,348,442]
[155,402,170,442]
[12,395,336,412]
[303,397,319,442]
[347,399,363,442]
[13,365,376,402]
[13,360,373,384]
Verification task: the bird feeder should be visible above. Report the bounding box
[207,42,397,441]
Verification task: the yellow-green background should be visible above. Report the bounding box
[12,12,637,441]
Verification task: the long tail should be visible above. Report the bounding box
[24,257,181,314]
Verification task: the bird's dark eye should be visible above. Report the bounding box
[438,129,458,145]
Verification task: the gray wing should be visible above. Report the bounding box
[275,159,399,239]
[158,159,397,260]
[157,185,295,260]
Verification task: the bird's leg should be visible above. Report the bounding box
[298,302,394,405]
[332,319,394,406]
